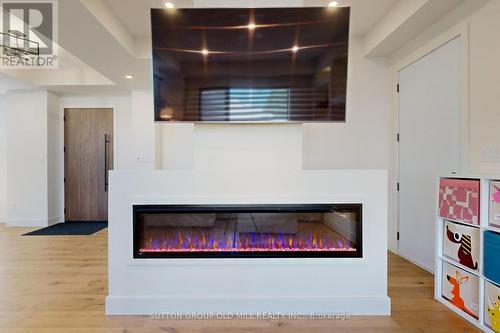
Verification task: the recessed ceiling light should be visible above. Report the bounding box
[328,1,338,7]
[201,48,209,56]
[248,22,256,30]
[125,75,134,79]
[164,2,174,9]
[291,45,299,53]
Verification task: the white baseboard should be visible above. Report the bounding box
[105,296,391,316]
[5,217,56,227]
[398,252,434,274]
[48,216,62,226]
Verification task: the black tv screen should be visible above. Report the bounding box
[151,7,350,122]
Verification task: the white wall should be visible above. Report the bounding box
[302,37,391,170]
[0,74,34,224]
[386,0,500,254]
[194,124,303,172]
[0,74,32,94]
[156,123,194,170]
[467,0,500,174]
[4,91,49,226]
[0,95,6,223]
[47,92,62,225]
[130,90,155,170]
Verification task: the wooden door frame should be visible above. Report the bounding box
[62,106,117,220]
[390,24,470,271]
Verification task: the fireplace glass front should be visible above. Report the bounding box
[133,204,362,258]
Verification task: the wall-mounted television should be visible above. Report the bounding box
[151,7,350,122]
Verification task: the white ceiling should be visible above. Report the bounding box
[104,0,398,37]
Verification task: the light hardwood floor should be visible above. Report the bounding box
[0,225,480,333]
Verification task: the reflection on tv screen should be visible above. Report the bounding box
[151,7,350,122]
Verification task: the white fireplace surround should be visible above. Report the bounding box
[106,168,390,315]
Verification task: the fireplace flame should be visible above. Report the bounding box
[140,230,356,253]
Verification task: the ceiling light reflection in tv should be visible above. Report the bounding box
[151,7,350,122]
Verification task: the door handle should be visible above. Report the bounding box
[104,134,110,192]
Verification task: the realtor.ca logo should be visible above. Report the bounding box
[0,0,58,69]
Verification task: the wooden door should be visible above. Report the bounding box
[64,108,113,221]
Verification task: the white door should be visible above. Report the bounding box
[398,37,461,272]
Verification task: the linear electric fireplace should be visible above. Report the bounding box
[133,204,362,258]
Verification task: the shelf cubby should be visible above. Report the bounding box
[435,176,500,333]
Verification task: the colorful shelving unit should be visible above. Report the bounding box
[436,176,500,333]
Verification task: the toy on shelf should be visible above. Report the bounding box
[443,220,479,270]
[485,281,500,333]
[490,181,500,228]
[441,261,479,319]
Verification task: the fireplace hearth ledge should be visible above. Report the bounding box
[106,169,389,315]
